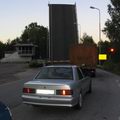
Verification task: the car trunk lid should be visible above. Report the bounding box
[23,79,74,96]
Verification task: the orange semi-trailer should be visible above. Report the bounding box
[69,44,98,77]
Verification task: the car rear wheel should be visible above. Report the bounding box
[73,93,83,110]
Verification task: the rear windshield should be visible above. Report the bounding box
[35,67,73,80]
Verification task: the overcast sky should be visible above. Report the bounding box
[0,0,110,43]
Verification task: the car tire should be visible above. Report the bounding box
[74,93,83,110]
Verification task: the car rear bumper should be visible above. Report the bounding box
[22,95,77,107]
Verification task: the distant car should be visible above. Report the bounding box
[0,101,12,120]
[22,65,92,109]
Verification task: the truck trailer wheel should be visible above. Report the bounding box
[88,80,92,93]
[90,70,96,77]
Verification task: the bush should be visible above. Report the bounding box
[113,63,120,74]
[29,60,43,68]
[103,60,120,75]
[103,60,115,71]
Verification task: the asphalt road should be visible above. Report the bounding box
[0,63,28,84]
[0,64,120,120]
[0,63,40,108]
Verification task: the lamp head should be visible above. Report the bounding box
[90,6,95,9]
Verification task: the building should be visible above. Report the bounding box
[15,44,37,57]
[49,4,78,61]
[0,44,37,63]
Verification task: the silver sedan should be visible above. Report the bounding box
[22,65,92,109]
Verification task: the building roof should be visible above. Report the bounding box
[15,43,37,47]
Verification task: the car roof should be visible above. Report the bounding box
[45,65,77,68]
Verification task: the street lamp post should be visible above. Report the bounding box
[90,6,101,65]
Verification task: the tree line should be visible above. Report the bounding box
[0,22,48,59]
[102,0,120,63]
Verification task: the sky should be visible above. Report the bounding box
[0,0,111,43]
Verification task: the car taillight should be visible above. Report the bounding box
[56,90,73,95]
[23,88,35,93]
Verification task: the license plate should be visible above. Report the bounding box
[36,89,54,95]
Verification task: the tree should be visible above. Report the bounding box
[5,39,12,52]
[98,40,110,54]
[0,41,5,59]
[81,33,95,44]
[5,39,19,52]
[103,0,120,63]
[21,22,48,59]
[103,0,120,42]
